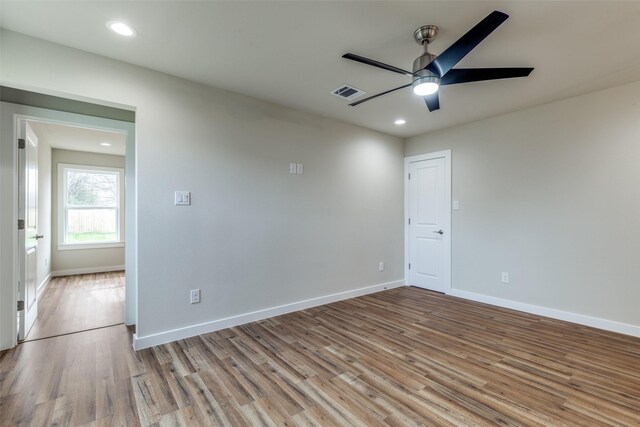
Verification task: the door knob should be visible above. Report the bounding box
[35,235,44,240]
[433,230,444,235]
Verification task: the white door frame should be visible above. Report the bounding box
[17,121,39,340]
[404,149,452,293]
[0,102,137,350]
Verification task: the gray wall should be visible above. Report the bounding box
[1,30,404,341]
[406,80,640,327]
[51,149,126,273]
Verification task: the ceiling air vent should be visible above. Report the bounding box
[331,85,366,101]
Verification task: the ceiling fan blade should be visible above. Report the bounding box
[343,53,413,77]
[441,67,534,85]
[424,92,440,112]
[349,83,412,106]
[427,11,509,77]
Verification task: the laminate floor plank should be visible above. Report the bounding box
[2,284,640,426]
[24,272,125,341]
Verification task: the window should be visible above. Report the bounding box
[58,164,124,249]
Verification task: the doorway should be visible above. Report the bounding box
[0,100,136,349]
[405,150,452,293]
[18,118,127,341]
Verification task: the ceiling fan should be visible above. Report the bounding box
[342,10,534,112]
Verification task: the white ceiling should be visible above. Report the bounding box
[3,1,640,137]
[28,121,126,156]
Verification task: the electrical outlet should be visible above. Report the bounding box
[501,272,510,283]
[190,289,200,304]
[378,261,385,272]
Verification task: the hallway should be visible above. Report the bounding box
[25,271,124,341]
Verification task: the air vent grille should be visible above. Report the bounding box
[331,85,366,101]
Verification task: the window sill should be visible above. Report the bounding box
[58,242,125,251]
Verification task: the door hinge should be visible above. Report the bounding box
[18,138,25,149]
[18,219,25,230]
[408,173,411,180]
[408,218,411,225]
[408,263,411,270]
[17,300,24,311]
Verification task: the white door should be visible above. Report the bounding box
[408,154,451,292]
[18,121,39,340]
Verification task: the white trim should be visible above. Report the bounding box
[37,272,53,297]
[7,112,130,135]
[133,280,406,350]
[404,150,452,293]
[449,289,640,338]
[58,242,125,251]
[52,264,125,277]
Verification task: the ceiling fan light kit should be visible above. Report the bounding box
[412,78,439,96]
[342,11,534,112]
[412,25,440,96]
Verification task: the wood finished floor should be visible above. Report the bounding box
[24,271,125,341]
[1,285,639,426]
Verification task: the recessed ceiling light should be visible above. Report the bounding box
[106,21,137,37]
[394,119,406,125]
[100,142,112,147]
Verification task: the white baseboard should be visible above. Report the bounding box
[36,272,53,297]
[133,279,405,350]
[52,265,125,277]
[448,289,640,338]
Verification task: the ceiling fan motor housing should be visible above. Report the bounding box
[413,52,440,88]
[413,25,441,88]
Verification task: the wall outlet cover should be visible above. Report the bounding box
[190,289,201,304]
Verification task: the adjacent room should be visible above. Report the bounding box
[18,120,127,342]
[0,1,639,426]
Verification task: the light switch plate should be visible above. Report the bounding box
[452,200,460,210]
[296,163,304,174]
[175,191,191,205]
[289,163,297,174]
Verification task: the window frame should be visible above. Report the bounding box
[57,163,125,250]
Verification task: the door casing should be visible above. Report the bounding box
[18,121,39,340]
[404,150,452,293]
[0,101,136,350]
